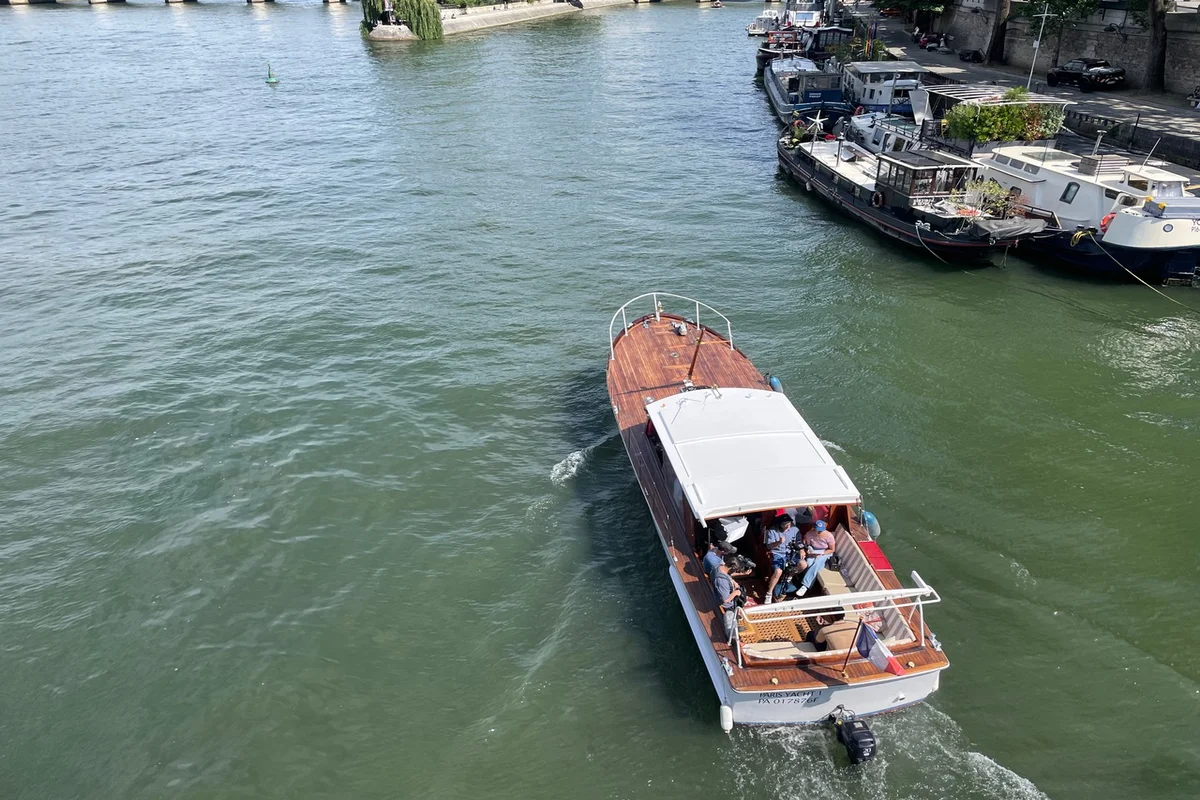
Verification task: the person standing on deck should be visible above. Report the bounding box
[712,561,743,644]
[703,539,737,581]
[793,520,836,598]
[764,514,797,604]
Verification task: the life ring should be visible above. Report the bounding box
[854,106,865,116]
[871,191,883,208]
[1100,212,1116,233]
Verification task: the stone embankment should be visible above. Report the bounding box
[368,0,635,41]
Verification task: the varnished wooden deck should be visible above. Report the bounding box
[606,312,949,693]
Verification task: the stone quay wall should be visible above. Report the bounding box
[938,1,1200,95]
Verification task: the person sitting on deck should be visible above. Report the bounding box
[793,520,836,598]
[703,539,737,581]
[763,514,797,604]
[806,616,859,652]
[711,561,744,644]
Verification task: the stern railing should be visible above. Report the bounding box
[608,292,734,360]
[738,576,942,660]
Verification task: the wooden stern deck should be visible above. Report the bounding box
[606,312,949,693]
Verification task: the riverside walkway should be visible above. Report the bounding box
[871,15,1200,172]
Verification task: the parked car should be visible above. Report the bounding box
[879,7,905,17]
[1045,58,1126,92]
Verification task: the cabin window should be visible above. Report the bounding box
[1022,162,1040,175]
[1119,194,1139,207]
[1156,181,1184,197]
[869,89,876,99]
[1104,188,1119,199]
[1059,182,1080,204]
[891,137,906,152]
[994,155,1011,166]
[1126,176,1149,192]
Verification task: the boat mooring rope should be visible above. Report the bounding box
[1076,230,1200,316]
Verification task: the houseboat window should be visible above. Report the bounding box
[1126,176,1149,191]
[1156,181,1185,197]
[1059,182,1080,204]
[891,137,906,152]
[993,155,1011,166]
[1104,188,1119,199]
[913,172,933,195]
[1022,162,1040,175]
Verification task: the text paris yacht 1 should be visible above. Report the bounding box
[606,293,949,729]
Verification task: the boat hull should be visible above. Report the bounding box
[1023,229,1199,285]
[777,141,1021,261]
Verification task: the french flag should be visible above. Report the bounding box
[856,622,906,676]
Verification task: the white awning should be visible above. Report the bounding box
[647,388,861,520]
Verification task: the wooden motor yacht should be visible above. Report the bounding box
[607,293,950,729]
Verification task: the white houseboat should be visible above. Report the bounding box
[841,61,928,115]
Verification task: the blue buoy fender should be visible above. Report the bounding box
[769,375,783,393]
[861,510,881,540]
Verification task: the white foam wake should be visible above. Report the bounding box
[550,447,591,486]
[730,704,1050,800]
[821,439,845,452]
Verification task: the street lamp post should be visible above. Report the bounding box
[1026,3,1054,90]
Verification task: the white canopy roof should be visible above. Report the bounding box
[646,388,861,520]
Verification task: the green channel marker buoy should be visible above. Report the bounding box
[266,63,279,86]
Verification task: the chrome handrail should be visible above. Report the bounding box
[608,292,735,360]
[741,579,941,649]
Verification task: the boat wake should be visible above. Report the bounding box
[730,704,1048,800]
[550,447,592,486]
[821,439,845,453]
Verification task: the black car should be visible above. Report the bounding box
[1046,58,1126,92]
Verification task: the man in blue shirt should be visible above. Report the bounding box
[711,561,743,644]
[764,514,798,604]
[703,539,736,581]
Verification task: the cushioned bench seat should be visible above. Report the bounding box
[741,640,819,660]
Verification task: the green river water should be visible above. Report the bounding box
[2,4,1198,799]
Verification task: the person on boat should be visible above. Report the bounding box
[703,539,737,581]
[793,520,836,598]
[764,514,798,604]
[806,616,859,651]
[711,561,743,644]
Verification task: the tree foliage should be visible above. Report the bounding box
[361,0,444,39]
[943,87,1065,142]
[399,0,444,40]
[1016,0,1098,37]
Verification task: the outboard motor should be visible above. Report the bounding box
[830,706,876,765]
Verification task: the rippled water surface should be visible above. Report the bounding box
[2,4,1199,799]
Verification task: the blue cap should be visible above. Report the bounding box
[814,520,827,531]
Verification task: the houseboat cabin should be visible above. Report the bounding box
[764,57,848,123]
[842,61,928,115]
